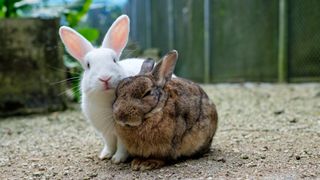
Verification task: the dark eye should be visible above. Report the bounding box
[87,62,90,69]
[142,90,152,98]
[113,57,117,63]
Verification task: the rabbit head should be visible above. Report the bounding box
[59,15,130,95]
[113,51,178,127]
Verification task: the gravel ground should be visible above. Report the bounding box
[1,83,320,179]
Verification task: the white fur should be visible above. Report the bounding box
[59,15,143,163]
[80,54,143,163]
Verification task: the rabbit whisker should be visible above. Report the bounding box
[57,90,70,97]
[50,77,80,85]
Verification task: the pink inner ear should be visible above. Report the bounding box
[60,28,92,62]
[111,21,128,55]
[65,32,84,59]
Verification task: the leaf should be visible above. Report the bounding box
[65,0,92,27]
[1,0,23,17]
[77,27,100,43]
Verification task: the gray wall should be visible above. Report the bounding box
[0,18,66,116]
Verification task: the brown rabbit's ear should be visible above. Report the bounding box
[152,50,178,87]
[139,58,155,75]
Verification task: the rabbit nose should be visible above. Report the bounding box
[99,76,111,83]
[114,107,128,121]
[99,76,111,90]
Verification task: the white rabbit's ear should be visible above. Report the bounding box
[102,15,130,57]
[59,26,93,62]
[139,58,155,75]
[152,50,178,87]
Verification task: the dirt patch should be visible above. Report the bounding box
[1,83,319,179]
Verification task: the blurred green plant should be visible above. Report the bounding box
[77,27,99,42]
[64,0,92,27]
[63,54,82,102]
[0,0,22,18]
[62,0,100,44]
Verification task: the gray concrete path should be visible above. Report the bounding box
[1,84,319,179]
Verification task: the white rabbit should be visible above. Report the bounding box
[59,15,144,163]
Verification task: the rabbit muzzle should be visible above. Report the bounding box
[99,76,112,90]
[113,104,143,127]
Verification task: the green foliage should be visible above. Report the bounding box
[64,0,92,28]
[0,0,4,17]
[0,0,22,18]
[77,27,99,43]
[63,54,82,102]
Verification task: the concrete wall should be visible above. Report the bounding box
[0,18,67,116]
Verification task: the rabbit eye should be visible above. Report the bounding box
[142,90,152,98]
[113,58,116,63]
[87,62,90,69]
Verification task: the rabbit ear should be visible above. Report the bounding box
[102,15,130,57]
[139,58,155,75]
[152,50,178,87]
[59,26,93,62]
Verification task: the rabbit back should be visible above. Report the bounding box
[162,78,217,159]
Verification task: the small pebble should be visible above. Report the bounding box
[89,173,98,178]
[247,163,257,168]
[274,110,284,115]
[217,157,226,163]
[33,171,43,176]
[5,128,13,135]
[38,167,46,171]
[240,154,249,159]
[21,163,28,167]
[304,150,311,155]
[261,146,268,151]
[30,158,40,162]
[289,118,297,123]
[64,171,69,176]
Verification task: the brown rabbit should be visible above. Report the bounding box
[113,50,218,170]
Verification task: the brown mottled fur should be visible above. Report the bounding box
[113,51,218,170]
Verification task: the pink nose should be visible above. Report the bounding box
[99,76,111,83]
[99,77,112,90]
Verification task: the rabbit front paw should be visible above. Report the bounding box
[111,151,128,164]
[99,145,114,160]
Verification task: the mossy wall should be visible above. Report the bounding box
[0,18,67,116]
